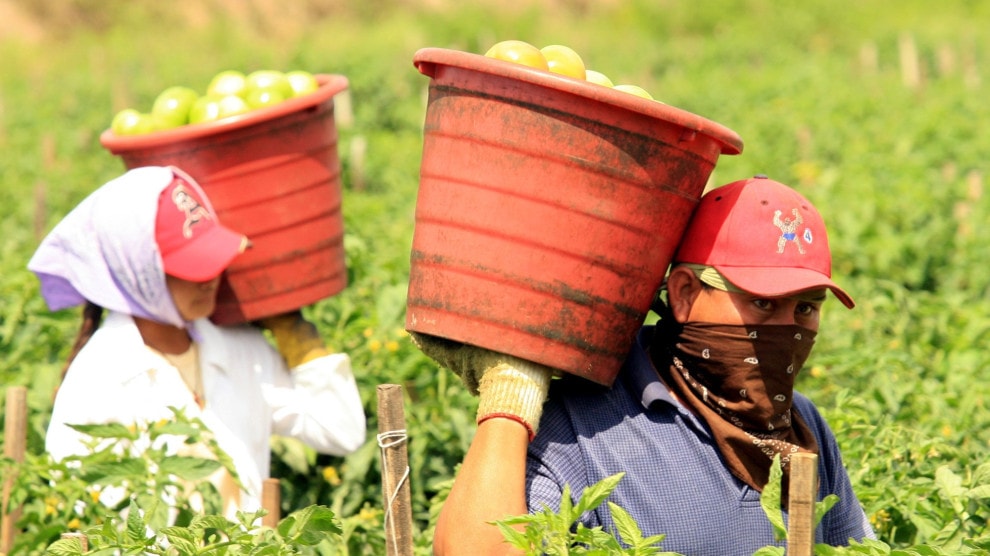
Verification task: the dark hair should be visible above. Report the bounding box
[55,301,104,398]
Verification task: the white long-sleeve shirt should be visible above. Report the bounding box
[46,310,367,512]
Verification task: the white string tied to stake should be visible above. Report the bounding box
[377,428,410,546]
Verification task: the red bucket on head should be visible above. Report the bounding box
[100,75,349,325]
[405,48,744,387]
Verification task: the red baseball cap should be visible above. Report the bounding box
[673,175,854,308]
[155,172,247,282]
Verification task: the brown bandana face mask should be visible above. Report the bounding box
[652,322,820,501]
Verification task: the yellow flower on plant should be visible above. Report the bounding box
[322,466,342,486]
[67,518,82,530]
[385,340,399,352]
[358,505,381,523]
[88,488,101,503]
[369,339,382,353]
[363,328,374,338]
[869,508,890,528]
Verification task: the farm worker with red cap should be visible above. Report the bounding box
[431,176,875,555]
[28,166,366,516]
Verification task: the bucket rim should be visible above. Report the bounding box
[413,47,743,156]
[99,73,349,153]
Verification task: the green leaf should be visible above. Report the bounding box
[607,501,644,546]
[44,538,86,556]
[154,420,200,439]
[190,514,234,532]
[967,485,990,500]
[125,499,147,543]
[814,494,840,527]
[80,458,148,484]
[164,536,200,554]
[281,505,341,545]
[970,462,990,487]
[934,466,965,496]
[574,472,624,517]
[158,455,223,481]
[495,521,530,550]
[752,547,785,556]
[760,455,787,541]
[159,525,197,543]
[66,422,137,440]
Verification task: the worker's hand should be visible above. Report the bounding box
[410,332,552,440]
[256,310,329,368]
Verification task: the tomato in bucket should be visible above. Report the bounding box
[100,75,349,325]
[405,48,743,386]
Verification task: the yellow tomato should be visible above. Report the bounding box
[540,44,586,80]
[484,40,549,71]
[614,84,654,100]
[584,69,614,88]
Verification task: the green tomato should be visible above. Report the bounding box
[111,108,156,135]
[189,96,223,123]
[244,87,287,109]
[151,86,198,129]
[216,94,250,118]
[206,70,247,98]
[189,94,249,123]
[244,70,294,100]
[285,70,319,97]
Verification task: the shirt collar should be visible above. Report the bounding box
[622,325,680,410]
[188,318,230,375]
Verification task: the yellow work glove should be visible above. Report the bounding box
[257,311,329,368]
[410,332,552,440]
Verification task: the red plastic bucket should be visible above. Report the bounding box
[405,48,744,386]
[100,75,349,325]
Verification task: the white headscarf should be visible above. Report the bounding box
[28,166,214,329]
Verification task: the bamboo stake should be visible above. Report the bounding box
[377,384,413,556]
[787,452,819,556]
[262,478,281,528]
[2,386,28,555]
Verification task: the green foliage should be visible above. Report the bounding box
[2,0,990,553]
[43,500,342,555]
[495,472,677,555]
[2,409,239,555]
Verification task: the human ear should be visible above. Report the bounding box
[665,266,702,323]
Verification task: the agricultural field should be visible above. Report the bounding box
[1,0,989,554]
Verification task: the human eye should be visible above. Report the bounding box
[752,298,774,311]
[796,302,820,317]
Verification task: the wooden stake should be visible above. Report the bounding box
[262,478,281,528]
[899,33,922,90]
[34,181,47,242]
[59,532,88,551]
[377,384,413,556]
[787,452,819,556]
[2,386,28,554]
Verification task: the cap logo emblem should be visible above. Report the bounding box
[171,184,212,239]
[773,208,806,254]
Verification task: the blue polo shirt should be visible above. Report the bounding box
[526,326,875,555]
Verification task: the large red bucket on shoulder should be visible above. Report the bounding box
[100,75,349,325]
[405,48,743,386]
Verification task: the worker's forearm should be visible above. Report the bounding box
[434,418,530,556]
